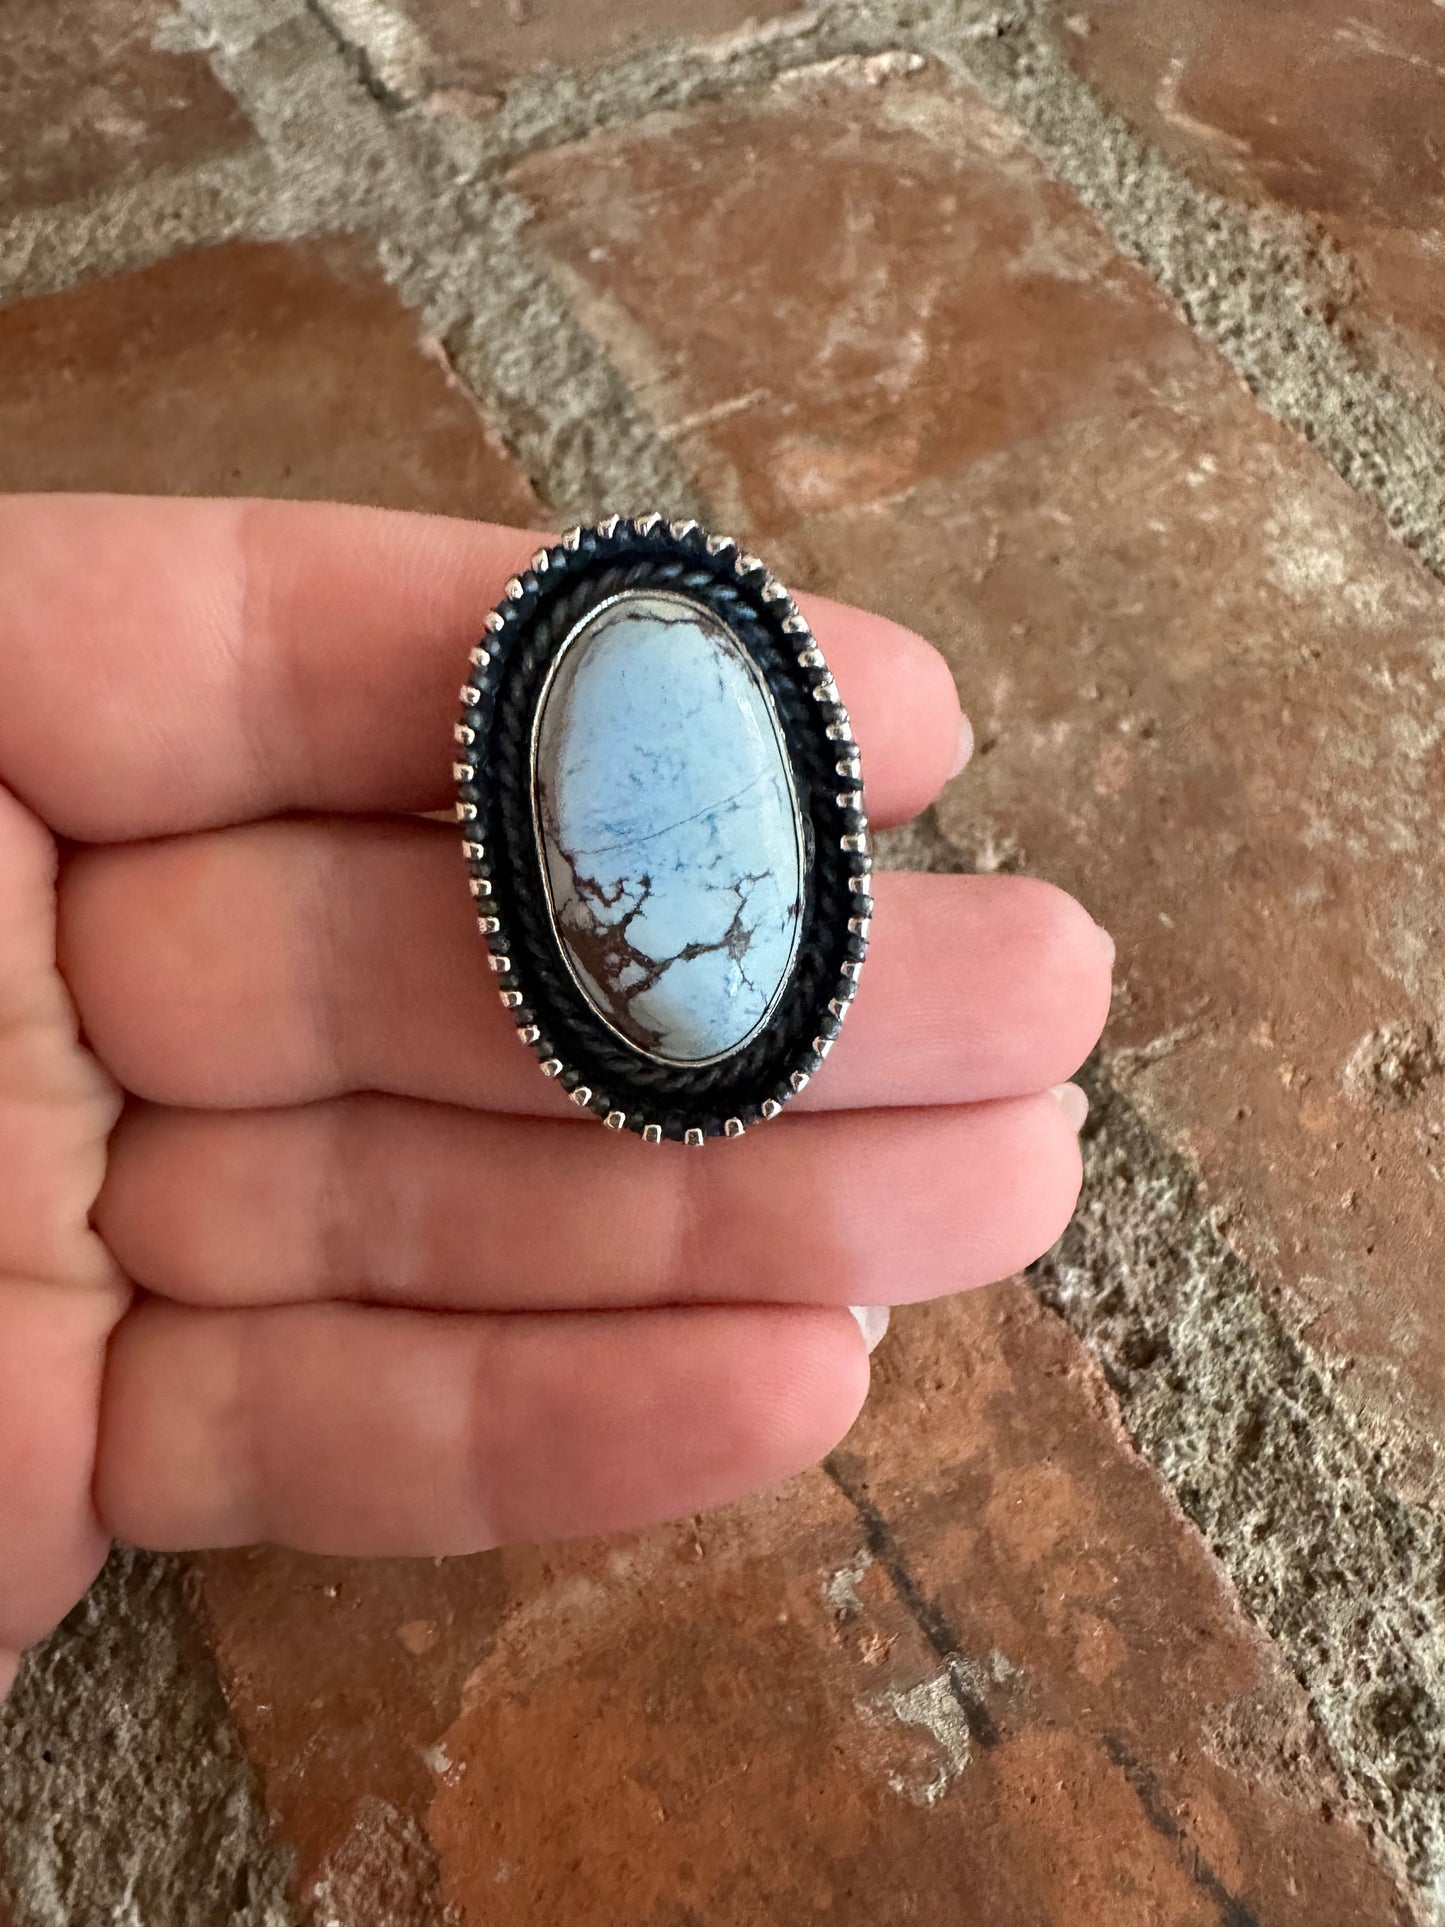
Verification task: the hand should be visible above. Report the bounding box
[0,496,1112,1698]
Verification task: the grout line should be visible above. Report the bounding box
[876,17,1445,1905]
[0,1553,296,1927]
[880,810,1445,1908]
[1033,1072,1445,1913]
[165,0,714,519]
[918,1,1445,590]
[420,1,918,169]
[375,175,709,522]
[0,149,283,307]
[300,0,412,108]
[6,0,1445,605]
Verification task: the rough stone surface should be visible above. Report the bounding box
[514,54,1445,1889]
[0,0,254,212]
[1054,0,1445,400]
[134,0,713,526]
[0,1553,293,1927]
[1039,1080,1445,1893]
[0,236,540,516]
[329,0,807,109]
[197,1290,1413,1926]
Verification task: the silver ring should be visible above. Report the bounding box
[454,515,871,1143]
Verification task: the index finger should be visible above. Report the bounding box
[0,495,965,842]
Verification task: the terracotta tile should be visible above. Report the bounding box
[194,1550,512,1921]
[0,238,541,520]
[1054,0,1445,396]
[511,56,1445,1495]
[196,1292,1408,1925]
[835,1289,1411,1926]
[513,64,1183,539]
[390,0,806,107]
[0,0,253,212]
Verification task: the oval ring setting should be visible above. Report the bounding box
[454,515,871,1143]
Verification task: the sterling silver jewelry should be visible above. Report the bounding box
[455,515,870,1143]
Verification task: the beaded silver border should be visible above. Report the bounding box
[454,513,872,1144]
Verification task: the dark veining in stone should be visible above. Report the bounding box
[533,590,804,1064]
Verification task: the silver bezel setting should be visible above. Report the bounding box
[454,514,872,1143]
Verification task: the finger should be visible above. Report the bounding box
[1,1279,122,1648]
[0,495,963,840]
[0,786,128,1655]
[96,1300,869,1556]
[61,819,1113,1113]
[99,1089,1085,1314]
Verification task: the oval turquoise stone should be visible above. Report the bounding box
[533,589,805,1064]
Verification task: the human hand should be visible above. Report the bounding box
[0,496,1112,1699]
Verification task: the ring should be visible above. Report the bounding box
[454,515,871,1144]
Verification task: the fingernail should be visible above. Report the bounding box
[949,712,975,778]
[1095,922,1116,969]
[1051,1082,1090,1131]
[849,1304,891,1354]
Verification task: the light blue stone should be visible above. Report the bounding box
[533,589,805,1064]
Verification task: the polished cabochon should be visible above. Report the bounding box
[533,589,805,1066]
[454,515,871,1143]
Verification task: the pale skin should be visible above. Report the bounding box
[0,495,1113,1702]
